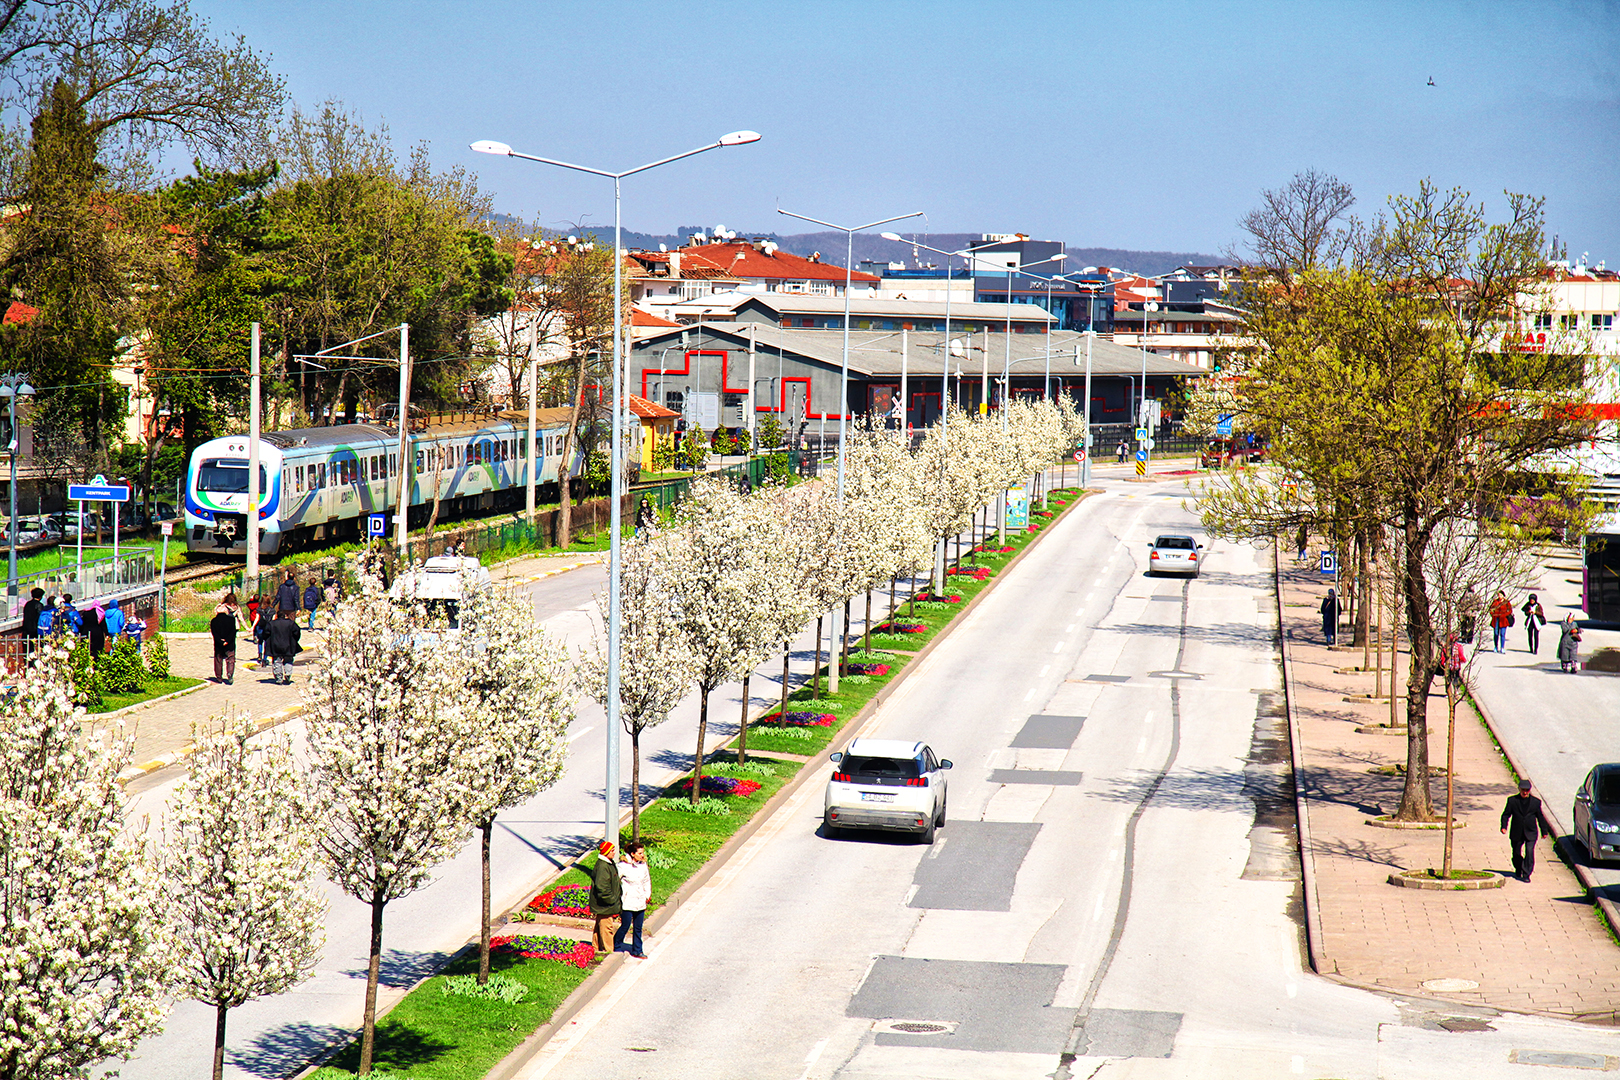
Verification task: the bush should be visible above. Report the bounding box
[143,633,170,679]
[661,796,732,816]
[652,438,679,472]
[679,427,709,471]
[98,637,149,694]
[757,414,785,451]
[68,641,102,708]
[763,453,791,485]
[711,427,734,456]
[440,972,527,1003]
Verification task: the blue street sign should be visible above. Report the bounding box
[1135,449,1148,462]
[68,483,130,502]
[1215,414,1233,436]
[1319,550,1337,575]
[368,513,388,538]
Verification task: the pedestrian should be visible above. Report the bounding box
[38,594,56,637]
[1557,614,1582,673]
[635,497,656,536]
[275,572,300,617]
[303,578,322,630]
[615,841,650,959]
[209,593,240,684]
[1320,588,1340,646]
[104,597,126,642]
[323,573,340,608]
[1441,630,1466,686]
[1116,439,1128,464]
[1488,591,1513,653]
[1521,593,1546,654]
[21,587,43,654]
[1500,778,1551,882]
[588,840,622,954]
[267,607,302,684]
[86,600,106,656]
[1295,524,1308,564]
[52,593,82,636]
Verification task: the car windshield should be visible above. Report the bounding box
[1597,772,1620,805]
[198,459,268,494]
[1156,536,1195,550]
[842,755,921,779]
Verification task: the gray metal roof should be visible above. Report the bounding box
[263,423,395,450]
[659,289,1055,325]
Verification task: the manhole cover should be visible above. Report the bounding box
[1422,978,1480,992]
[1510,1050,1613,1069]
[1438,1017,1495,1033]
[892,1022,948,1034]
[625,1046,658,1052]
[873,1018,958,1036]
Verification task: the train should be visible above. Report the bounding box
[184,409,583,556]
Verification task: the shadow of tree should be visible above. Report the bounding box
[1300,763,1513,818]
[1086,766,1252,814]
[1309,836,1406,867]
[1107,620,1270,649]
[229,1021,352,1078]
[340,948,456,990]
[494,824,596,871]
[316,1022,452,1074]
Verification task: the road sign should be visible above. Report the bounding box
[1135,449,1147,462]
[160,521,174,537]
[1073,449,1085,463]
[1135,459,1146,476]
[1144,439,1155,451]
[1135,427,1149,442]
[1319,550,1337,575]
[1215,414,1233,437]
[368,513,388,538]
[69,473,129,502]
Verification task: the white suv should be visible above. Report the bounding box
[824,738,951,843]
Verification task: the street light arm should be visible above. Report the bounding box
[778,208,924,233]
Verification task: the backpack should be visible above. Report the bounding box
[303,584,321,610]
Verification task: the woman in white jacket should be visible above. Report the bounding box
[615,841,652,958]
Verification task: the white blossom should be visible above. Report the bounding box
[0,642,170,1079]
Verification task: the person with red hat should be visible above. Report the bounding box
[588,840,622,953]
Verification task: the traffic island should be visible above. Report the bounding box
[1389,869,1506,890]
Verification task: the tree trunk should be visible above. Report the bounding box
[477,819,493,985]
[1443,679,1458,875]
[691,687,710,805]
[630,728,642,842]
[359,890,386,1075]
[812,617,823,697]
[737,673,750,765]
[212,1002,228,1080]
[779,641,790,721]
[863,589,873,653]
[554,355,588,547]
[1395,518,1436,821]
[889,573,898,624]
[840,597,852,676]
[1356,530,1371,656]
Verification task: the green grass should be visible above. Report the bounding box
[90,675,202,713]
[302,484,1088,1080]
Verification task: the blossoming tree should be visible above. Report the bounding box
[162,719,326,1080]
[0,644,170,1079]
[303,575,477,1076]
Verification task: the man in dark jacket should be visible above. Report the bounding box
[21,587,43,654]
[275,572,300,618]
[267,608,302,684]
[302,580,322,629]
[588,840,622,954]
[1501,779,1551,882]
[209,594,240,684]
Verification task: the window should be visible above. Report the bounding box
[318,463,327,488]
[1534,313,1553,330]
[782,280,808,293]
[196,459,269,494]
[1561,314,1580,331]
[1595,314,1615,332]
[809,281,832,295]
[415,451,423,472]
[370,456,379,481]
[295,465,304,492]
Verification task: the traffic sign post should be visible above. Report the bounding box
[1319,550,1337,575]
[368,513,388,539]
[66,474,130,591]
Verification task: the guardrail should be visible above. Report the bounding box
[0,548,159,626]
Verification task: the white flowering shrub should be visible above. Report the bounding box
[0,643,170,1079]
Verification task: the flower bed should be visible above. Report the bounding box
[874,621,927,634]
[1033,510,1054,518]
[912,593,962,604]
[673,774,763,797]
[526,884,591,919]
[948,567,991,581]
[754,710,837,727]
[491,934,596,969]
[973,545,1014,554]
[847,662,890,676]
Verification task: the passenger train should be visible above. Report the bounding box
[184,410,582,556]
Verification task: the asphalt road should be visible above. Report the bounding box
[518,480,1620,1080]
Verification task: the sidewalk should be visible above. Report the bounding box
[1277,548,1620,1023]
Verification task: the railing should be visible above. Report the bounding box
[0,549,159,626]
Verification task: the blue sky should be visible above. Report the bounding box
[196,0,1620,262]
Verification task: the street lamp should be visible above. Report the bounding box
[474,129,761,848]
[1,374,35,604]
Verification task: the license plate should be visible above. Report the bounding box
[860,792,896,803]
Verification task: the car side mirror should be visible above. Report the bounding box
[829,752,843,764]
[940,759,953,770]
[1577,792,1591,802]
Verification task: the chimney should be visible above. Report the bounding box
[810,252,821,263]
[669,251,681,275]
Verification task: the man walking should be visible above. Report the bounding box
[1501,779,1550,882]
[303,578,322,630]
[275,571,300,618]
[1116,439,1128,464]
[1319,588,1341,646]
[267,607,302,684]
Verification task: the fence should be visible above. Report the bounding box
[1,548,159,627]
[1089,421,1206,458]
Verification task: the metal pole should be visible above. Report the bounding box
[525,357,537,520]
[247,324,260,593]
[6,384,16,604]
[394,324,412,555]
[75,498,82,587]
[606,175,624,847]
[747,323,756,453]
[899,327,908,440]
[1082,333,1094,488]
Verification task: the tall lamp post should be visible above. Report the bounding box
[776,207,922,693]
[1,374,34,607]
[474,130,760,847]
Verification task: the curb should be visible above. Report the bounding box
[1274,542,1333,976]
[1389,870,1506,890]
[1466,691,1620,946]
[115,702,306,785]
[510,559,599,586]
[482,485,1100,1080]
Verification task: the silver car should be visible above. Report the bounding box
[1148,534,1203,577]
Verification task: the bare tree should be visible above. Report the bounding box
[1235,168,1359,280]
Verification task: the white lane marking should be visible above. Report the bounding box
[1039,665,1050,678]
[1137,736,1147,753]
[1083,594,1093,604]
[1092,892,1106,921]
[799,1038,829,1079]
[1066,624,1075,633]
[1052,640,1064,653]
[1023,687,1036,702]
[567,726,595,743]
[1143,711,1154,725]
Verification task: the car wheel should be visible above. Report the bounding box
[920,814,937,845]
[936,796,947,829]
[823,812,841,839]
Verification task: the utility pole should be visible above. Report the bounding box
[393,324,412,556]
[246,324,260,593]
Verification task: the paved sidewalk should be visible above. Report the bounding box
[1278,550,1620,1023]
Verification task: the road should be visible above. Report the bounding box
[119,548,905,1079]
[518,479,1620,1080]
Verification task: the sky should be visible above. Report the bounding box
[194,0,1620,264]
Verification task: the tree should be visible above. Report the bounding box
[0,642,170,1079]
[454,579,573,985]
[1234,167,1360,282]
[1202,181,1593,821]
[303,575,477,1075]
[586,529,695,840]
[161,717,326,1080]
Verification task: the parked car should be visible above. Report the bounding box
[156,502,179,521]
[824,738,951,843]
[1574,764,1620,864]
[1,516,63,544]
[1148,534,1203,577]
[51,511,104,538]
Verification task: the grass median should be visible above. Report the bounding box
[305,485,1085,1079]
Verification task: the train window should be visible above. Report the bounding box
[197,459,268,494]
[318,463,326,488]
[294,466,303,492]
[370,456,378,481]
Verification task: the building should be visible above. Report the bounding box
[653,291,1055,335]
[627,238,881,319]
[626,394,681,464]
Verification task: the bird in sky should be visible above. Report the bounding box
[1427,76,1436,86]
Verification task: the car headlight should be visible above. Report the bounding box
[1593,820,1619,834]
